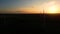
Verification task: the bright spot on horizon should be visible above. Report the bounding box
[43,1,60,14]
[47,5,58,13]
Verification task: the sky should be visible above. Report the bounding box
[0,0,60,13]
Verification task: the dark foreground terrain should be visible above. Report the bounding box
[0,14,60,33]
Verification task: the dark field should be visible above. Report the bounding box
[0,14,60,33]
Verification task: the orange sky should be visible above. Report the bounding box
[0,0,60,13]
[18,1,60,13]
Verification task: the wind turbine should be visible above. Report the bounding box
[42,8,48,32]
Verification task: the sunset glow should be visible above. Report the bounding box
[42,1,59,14]
[0,0,60,14]
[47,5,58,14]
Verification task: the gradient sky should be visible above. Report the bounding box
[0,0,60,13]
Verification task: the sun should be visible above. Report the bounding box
[47,5,58,14]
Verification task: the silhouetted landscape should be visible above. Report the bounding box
[0,14,60,33]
